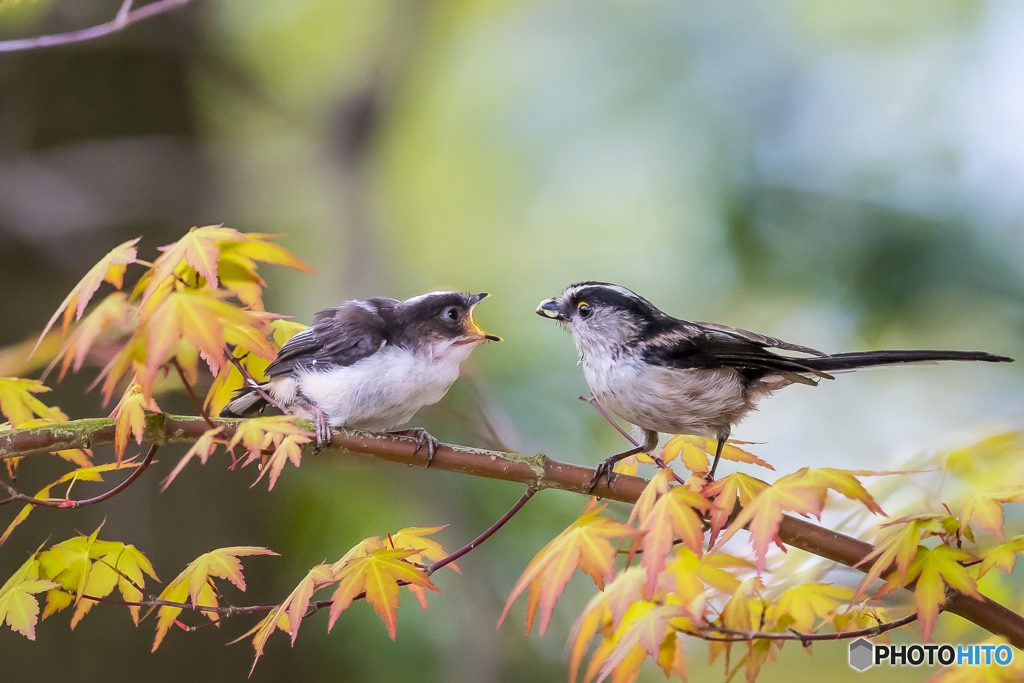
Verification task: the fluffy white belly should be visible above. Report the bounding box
[583,354,750,438]
[269,345,465,432]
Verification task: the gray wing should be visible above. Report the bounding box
[265,300,394,378]
[693,321,826,357]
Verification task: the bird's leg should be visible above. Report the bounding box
[589,429,659,493]
[589,446,645,494]
[389,427,440,467]
[705,431,728,482]
[304,405,331,454]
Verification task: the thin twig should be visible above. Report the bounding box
[680,610,920,644]
[173,359,215,429]
[426,487,537,576]
[0,0,197,53]
[0,445,158,508]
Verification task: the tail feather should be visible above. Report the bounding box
[800,350,1014,374]
[220,389,270,418]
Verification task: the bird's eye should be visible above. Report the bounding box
[442,306,460,322]
[577,302,593,319]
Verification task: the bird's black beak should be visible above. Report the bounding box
[536,298,567,322]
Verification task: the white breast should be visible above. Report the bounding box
[582,348,750,438]
[273,342,473,432]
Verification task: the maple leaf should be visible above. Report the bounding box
[88,541,159,625]
[898,546,982,641]
[667,548,743,608]
[702,472,769,547]
[140,288,276,385]
[161,426,224,491]
[141,225,245,306]
[37,522,106,616]
[227,415,313,489]
[713,468,884,573]
[0,459,141,547]
[959,487,1024,542]
[978,536,1024,578]
[328,547,438,639]
[152,546,277,651]
[853,515,939,598]
[0,378,67,427]
[111,383,160,462]
[31,237,139,357]
[0,551,57,640]
[766,582,854,632]
[244,563,336,672]
[631,476,710,593]
[218,236,316,309]
[597,601,686,683]
[661,435,774,474]
[67,541,159,628]
[252,433,310,491]
[389,526,459,609]
[501,500,637,636]
[46,292,135,382]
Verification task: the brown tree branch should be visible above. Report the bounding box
[1,414,1022,648]
[0,0,198,53]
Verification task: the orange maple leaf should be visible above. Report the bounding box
[500,500,637,636]
[629,472,710,593]
[713,468,884,573]
[702,472,769,547]
[31,237,138,357]
[110,383,160,462]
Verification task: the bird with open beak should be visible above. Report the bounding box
[222,291,501,459]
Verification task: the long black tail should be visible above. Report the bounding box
[799,350,1013,374]
[220,389,270,418]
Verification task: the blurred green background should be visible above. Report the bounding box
[1,0,1023,681]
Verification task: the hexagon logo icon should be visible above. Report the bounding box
[849,638,874,671]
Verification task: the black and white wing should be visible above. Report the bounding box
[265,298,396,378]
[641,321,832,383]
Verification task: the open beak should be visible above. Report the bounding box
[536,298,567,322]
[468,293,502,342]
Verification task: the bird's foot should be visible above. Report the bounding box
[589,458,618,494]
[390,428,440,466]
[311,406,332,454]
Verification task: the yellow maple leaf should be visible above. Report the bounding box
[0,552,57,640]
[854,515,940,598]
[661,435,775,474]
[152,546,277,651]
[328,547,438,639]
[899,546,981,641]
[0,378,67,427]
[31,237,138,357]
[500,500,637,636]
[960,487,1024,543]
[389,526,459,609]
[767,582,854,633]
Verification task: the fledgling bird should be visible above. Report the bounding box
[222,291,502,459]
[537,282,1014,489]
